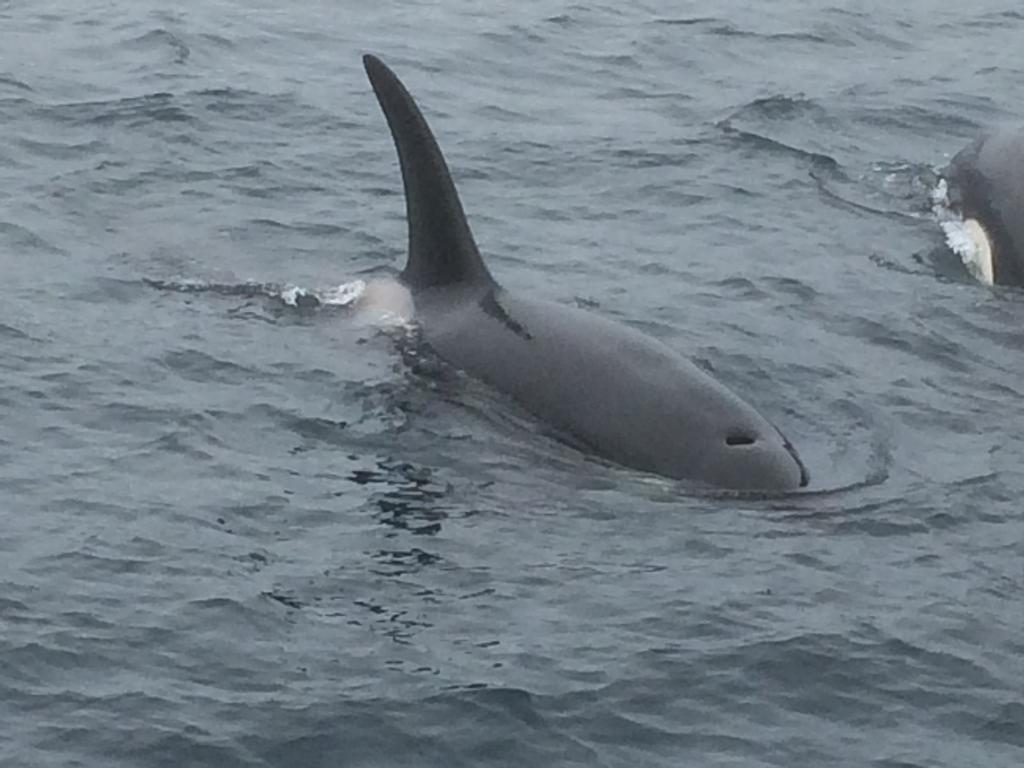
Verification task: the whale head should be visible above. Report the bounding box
[943,130,1024,286]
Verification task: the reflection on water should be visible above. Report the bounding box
[350,458,451,537]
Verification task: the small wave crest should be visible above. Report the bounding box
[0,74,33,93]
[717,97,842,176]
[144,275,416,328]
[279,280,366,309]
[124,28,191,65]
[145,276,364,308]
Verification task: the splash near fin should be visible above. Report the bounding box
[363,54,495,291]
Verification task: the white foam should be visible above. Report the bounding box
[280,279,374,308]
[316,279,367,306]
[280,285,313,306]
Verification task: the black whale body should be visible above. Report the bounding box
[362,54,807,491]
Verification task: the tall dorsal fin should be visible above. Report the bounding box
[363,54,495,291]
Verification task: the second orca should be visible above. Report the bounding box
[941,129,1024,286]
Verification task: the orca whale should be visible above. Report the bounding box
[942,129,1024,286]
[362,54,808,491]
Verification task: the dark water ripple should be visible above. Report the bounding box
[2,1,1024,767]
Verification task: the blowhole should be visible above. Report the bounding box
[725,434,756,447]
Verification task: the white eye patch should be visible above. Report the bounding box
[962,218,995,286]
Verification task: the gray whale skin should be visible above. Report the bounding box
[362,53,808,491]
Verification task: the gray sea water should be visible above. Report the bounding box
[2,2,1023,766]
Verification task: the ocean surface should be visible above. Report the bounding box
[2,1,1022,766]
